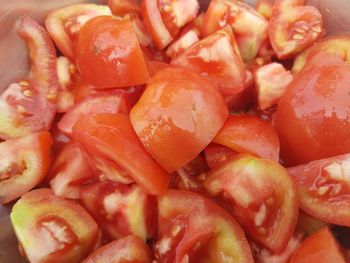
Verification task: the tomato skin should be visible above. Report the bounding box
[0,132,52,204]
[155,189,254,262]
[274,54,350,166]
[10,188,100,263]
[82,235,153,263]
[213,115,280,162]
[76,16,149,88]
[72,113,170,196]
[289,227,346,263]
[130,68,228,173]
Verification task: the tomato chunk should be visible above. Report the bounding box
[130,68,228,173]
[204,144,237,169]
[10,189,100,263]
[0,132,52,204]
[108,0,141,16]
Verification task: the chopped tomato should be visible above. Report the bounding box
[58,90,131,136]
[204,0,268,61]
[130,68,228,173]
[154,189,254,262]
[288,153,350,227]
[255,62,293,110]
[10,188,100,263]
[166,28,200,58]
[274,54,350,165]
[45,3,112,60]
[268,0,323,59]
[81,181,156,241]
[204,155,299,252]
[0,132,52,204]
[204,144,237,169]
[72,113,170,195]
[213,114,280,162]
[127,14,153,47]
[108,0,141,16]
[75,16,149,88]
[289,227,346,263]
[49,142,93,199]
[296,212,327,236]
[256,0,275,20]
[74,82,99,104]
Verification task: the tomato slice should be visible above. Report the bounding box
[72,113,170,195]
[268,0,323,59]
[130,68,228,173]
[45,3,112,60]
[75,16,150,88]
[204,154,299,252]
[108,0,141,16]
[289,227,346,263]
[204,0,268,61]
[81,181,156,241]
[166,28,200,58]
[213,114,280,162]
[82,235,153,263]
[154,189,254,262]
[49,142,93,200]
[58,90,131,136]
[141,0,173,49]
[204,143,237,169]
[0,132,52,204]
[255,62,293,110]
[10,188,100,263]
[287,153,350,227]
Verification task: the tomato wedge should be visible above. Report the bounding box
[45,3,112,60]
[82,235,153,263]
[81,181,156,241]
[166,29,200,58]
[72,113,170,195]
[130,68,228,173]
[213,114,280,162]
[268,0,323,59]
[154,189,254,262]
[0,132,52,204]
[204,155,299,252]
[10,189,100,263]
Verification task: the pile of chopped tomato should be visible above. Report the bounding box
[2,0,350,262]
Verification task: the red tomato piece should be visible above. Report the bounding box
[76,16,149,88]
[204,0,268,61]
[108,0,141,16]
[288,153,350,227]
[213,114,280,162]
[289,227,346,263]
[81,181,156,241]
[0,132,52,204]
[204,144,237,169]
[204,154,299,252]
[127,14,153,47]
[72,113,170,195]
[82,235,153,263]
[255,62,293,111]
[166,29,200,58]
[58,90,131,136]
[74,81,99,104]
[10,189,100,263]
[268,0,323,59]
[154,189,254,262]
[130,68,228,173]
[49,142,93,200]
[141,0,173,49]
[45,4,111,60]
[256,0,275,20]
[171,27,246,109]
[274,54,350,165]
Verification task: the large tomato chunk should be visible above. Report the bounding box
[72,113,169,195]
[154,189,254,262]
[171,26,246,108]
[289,227,346,263]
[81,181,156,241]
[288,153,350,227]
[10,189,100,263]
[0,16,57,139]
[213,115,280,162]
[76,16,149,88]
[0,132,52,204]
[268,0,323,59]
[130,68,228,173]
[45,3,112,60]
[204,0,268,61]
[204,154,299,252]
[274,54,350,165]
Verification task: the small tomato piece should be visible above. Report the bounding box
[256,0,275,20]
[108,0,141,16]
[204,144,237,169]
[166,29,200,58]
[127,14,153,47]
